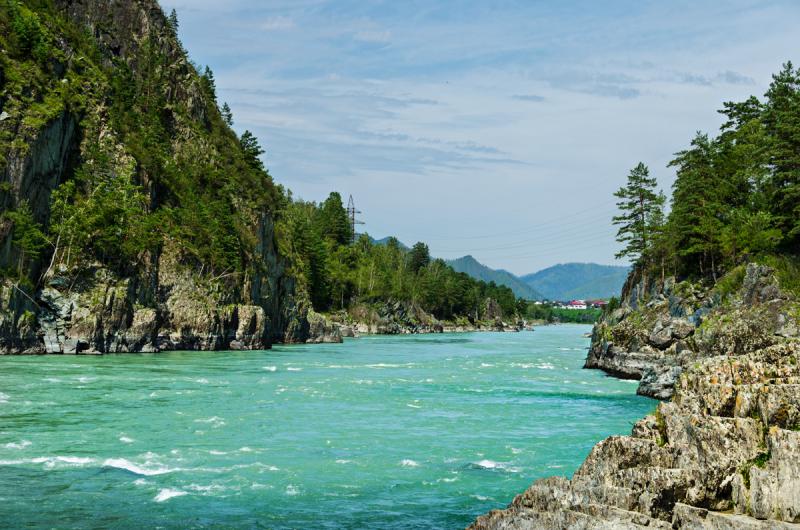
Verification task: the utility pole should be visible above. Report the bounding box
[347,195,364,244]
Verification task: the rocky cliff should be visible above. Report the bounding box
[0,0,325,353]
[471,263,800,528]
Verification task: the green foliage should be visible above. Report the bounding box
[626,62,800,285]
[313,192,352,246]
[167,9,179,32]
[48,150,158,272]
[757,255,800,296]
[221,102,233,126]
[613,162,665,264]
[6,1,52,63]
[4,200,47,275]
[277,198,522,319]
[201,66,217,102]
[239,130,265,172]
[524,302,602,324]
[763,62,800,247]
[739,451,771,489]
[408,242,431,273]
[605,296,620,315]
[713,265,746,299]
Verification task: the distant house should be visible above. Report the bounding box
[587,300,608,309]
[565,300,587,310]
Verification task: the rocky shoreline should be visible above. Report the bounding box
[471,263,800,529]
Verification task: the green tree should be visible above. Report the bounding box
[221,102,233,126]
[167,9,179,31]
[763,62,800,247]
[239,131,265,172]
[5,201,47,277]
[612,162,665,266]
[201,65,216,102]
[408,242,430,273]
[314,192,351,245]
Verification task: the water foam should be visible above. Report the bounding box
[194,416,226,428]
[285,485,300,496]
[5,440,31,450]
[154,488,188,502]
[400,459,419,467]
[103,458,177,476]
[263,366,277,372]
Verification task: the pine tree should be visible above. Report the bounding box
[221,102,233,126]
[167,9,179,32]
[763,62,800,247]
[239,131,265,172]
[612,162,665,265]
[314,192,351,245]
[5,201,48,277]
[408,242,431,273]
[201,66,216,102]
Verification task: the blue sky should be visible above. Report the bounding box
[162,0,800,275]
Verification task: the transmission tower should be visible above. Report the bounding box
[347,195,364,244]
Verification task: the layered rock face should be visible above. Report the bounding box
[0,0,326,353]
[471,264,800,529]
[587,265,795,399]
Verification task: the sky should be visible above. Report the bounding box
[161,0,800,275]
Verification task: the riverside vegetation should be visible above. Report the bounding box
[472,64,800,528]
[0,0,525,354]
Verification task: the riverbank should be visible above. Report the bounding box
[303,300,533,344]
[471,263,800,528]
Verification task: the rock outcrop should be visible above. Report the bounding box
[0,0,323,353]
[338,300,525,336]
[471,263,800,529]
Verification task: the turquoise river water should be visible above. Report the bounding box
[0,325,654,528]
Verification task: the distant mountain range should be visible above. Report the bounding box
[448,256,630,301]
[446,256,543,300]
[369,235,630,301]
[520,263,630,300]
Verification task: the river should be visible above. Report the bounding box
[0,325,653,528]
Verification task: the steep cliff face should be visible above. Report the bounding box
[471,264,800,528]
[587,264,797,399]
[0,0,324,353]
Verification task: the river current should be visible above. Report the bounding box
[0,325,653,528]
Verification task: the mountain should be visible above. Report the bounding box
[370,236,409,250]
[448,256,543,300]
[521,263,630,300]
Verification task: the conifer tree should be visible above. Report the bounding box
[612,162,665,265]
[763,61,800,247]
[239,131,265,172]
[408,242,431,273]
[314,192,351,245]
[201,66,216,102]
[221,102,233,126]
[168,9,179,32]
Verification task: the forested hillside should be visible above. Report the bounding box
[0,0,523,353]
[447,255,543,300]
[278,195,521,320]
[613,62,800,289]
